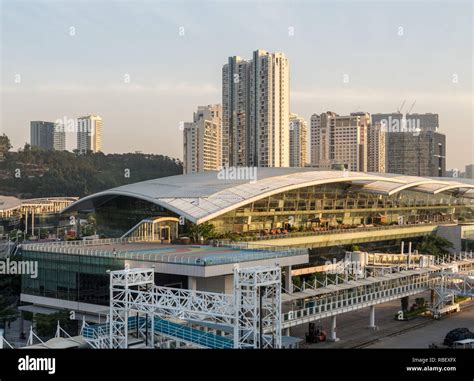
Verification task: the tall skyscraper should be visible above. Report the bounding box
[222,49,290,167]
[310,111,369,172]
[367,122,386,173]
[289,113,308,167]
[183,104,222,174]
[30,121,66,151]
[77,115,103,153]
[373,112,445,177]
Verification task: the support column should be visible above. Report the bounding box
[25,212,28,237]
[401,296,409,312]
[284,266,293,293]
[19,312,25,340]
[328,316,339,342]
[283,327,290,337]
[188,276,197,291]
[368,305,376,330]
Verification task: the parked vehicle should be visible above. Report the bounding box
[305,323,326,344]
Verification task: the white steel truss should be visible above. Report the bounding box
[83,254,472,349]
[105,266,281,349]
[430,269,474,316]
[233,266,282,348]
[445,272,473,297]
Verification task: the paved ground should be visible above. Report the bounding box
[289,292,474,349]
[2,315,32,348]
[366,304,474,348]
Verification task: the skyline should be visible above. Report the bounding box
[1,0,472,170]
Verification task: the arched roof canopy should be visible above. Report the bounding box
[62,169,474,224]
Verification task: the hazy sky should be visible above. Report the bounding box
[1,0,472,170]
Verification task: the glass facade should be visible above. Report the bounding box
[90,184,474,236]
[95,196,181,237]
[208,184,474,233]
[21,250,189,305]
[22,250,124,305]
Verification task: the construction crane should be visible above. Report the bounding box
[407,100,416,115]
[397,99,406,113]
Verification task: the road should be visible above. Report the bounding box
[366,304,474,348]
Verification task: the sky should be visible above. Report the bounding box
[1,0,473,170]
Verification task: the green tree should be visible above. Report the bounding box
[0,149,182,198]
[34,311,77,338]
[0,294,17,330]
[0,264,20,331]
[0,134,12,160]
[417,235,454,256]
[292,276,302,289]
[188,222,216,242]
[81,215,97,237]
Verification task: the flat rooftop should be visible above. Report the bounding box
[21,239,309,277]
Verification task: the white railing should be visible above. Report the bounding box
[21,237,308,266]
[282,275,433,327]
[240,222,439,242]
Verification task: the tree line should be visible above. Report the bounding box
[0,138,183,198]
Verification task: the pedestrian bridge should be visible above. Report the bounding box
[281,253,474,330]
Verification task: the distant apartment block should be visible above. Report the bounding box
[289,113,308,167]
[367,122,386,173]
[222,49,290,167]
[77,115,103,153]
[30,121,66,151]
[465,164,474,179]
[372,112,445,177]
[309,113,320,166]
[310,111,369,172]
[183,104,222,174]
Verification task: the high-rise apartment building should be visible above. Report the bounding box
[183,104,222,174]
[310,113,321,166]
[310,111,369,172]
[222,49,290,167]
[289,113,307,167]
[372,112,445,177]
[367,122,386,173]
[77,115,103,153]
[310,112,336,169]
[222,56,250,167]
[30,121,66,151]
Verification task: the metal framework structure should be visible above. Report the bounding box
[430,269,474,317]
[99,265,281,349]
[233,266,282,348]
[281,252,474,328]
[109,268,155,349]
[79,253,473,349]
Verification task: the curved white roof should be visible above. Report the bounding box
[62,168,474,224]
[0,196,21,212]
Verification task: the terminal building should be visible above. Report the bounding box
[18,168,474,322]
[61,168,474,239]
